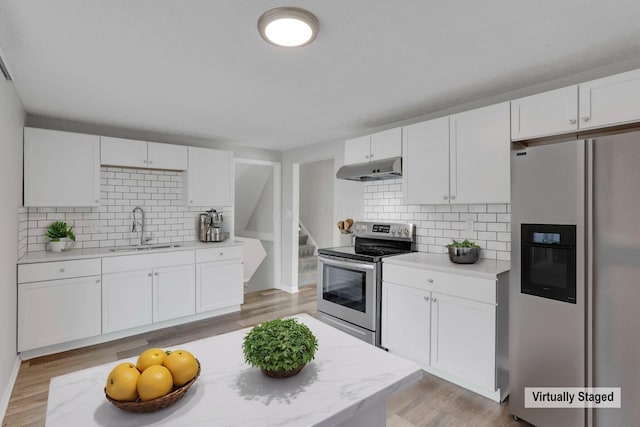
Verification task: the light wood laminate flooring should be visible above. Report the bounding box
[3,285,525,427]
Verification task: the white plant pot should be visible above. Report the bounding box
[48,241,67,252]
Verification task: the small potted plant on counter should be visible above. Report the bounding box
[46,221,76,252]
[446,239,480,264]
[242,318,318,378]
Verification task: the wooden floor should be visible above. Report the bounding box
[3,285,524,427]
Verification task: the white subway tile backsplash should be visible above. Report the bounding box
[363,179,511,260]
[23,166,231,253]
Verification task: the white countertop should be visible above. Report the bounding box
[45,314,422,427]
[384,252,510,279]
[18,240,244,264]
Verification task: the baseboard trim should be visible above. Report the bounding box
[280,283,299,294]
[0,356,21,423]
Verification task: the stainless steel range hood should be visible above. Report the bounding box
[336,157,402,181]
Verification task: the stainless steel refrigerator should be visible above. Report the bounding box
[510,133,640,426]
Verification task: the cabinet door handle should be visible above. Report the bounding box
[432,297,437,302]
[220,252,224,256]
[569,118,577,124]
[423,296,430,301]
[59,268,65,273]
[149,161,153,165]
[427,278,434,283]
[144,159,148,163]
[96,279,100,283]
[154,272,159,276]
[450,195,456,200]
[95,199,100,203]
[581,116,590,122]
[443,195,448,200]
[148,273,152,277]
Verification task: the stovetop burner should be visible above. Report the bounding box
[318,221,416,262]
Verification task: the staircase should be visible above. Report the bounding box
[298,230,318,286]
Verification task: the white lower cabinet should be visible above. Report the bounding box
[153,264,196,322]
[381,282,430,366]
[196,259,244,313]
[102,264,195,333]
[17,246,245,357]
[382,262,507,402]
[102,269,154,333]
[18,275,102,352]
[430,293,495,391]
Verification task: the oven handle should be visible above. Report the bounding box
[318,255,375,271]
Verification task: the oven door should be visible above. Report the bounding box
[317,255,377,331]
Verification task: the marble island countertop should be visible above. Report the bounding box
[384,252,511,279]
[45,314,422,427]
[17,239,244,264]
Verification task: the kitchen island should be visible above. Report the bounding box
[45,314,422,426]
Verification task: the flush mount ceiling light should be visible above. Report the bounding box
[258,7,319,47]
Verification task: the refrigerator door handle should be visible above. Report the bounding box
[585,138,595,427]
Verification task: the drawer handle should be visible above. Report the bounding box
[427,278,434,283]
[59,268,65,273]
[220,252,224,256]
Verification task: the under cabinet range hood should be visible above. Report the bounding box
[336,156,402,181]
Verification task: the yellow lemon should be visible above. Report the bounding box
[163,350,199,387]
[136,347,167,372]
[136,365,173,401]
[105,362,140,401]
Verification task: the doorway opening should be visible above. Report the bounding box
[234,158,281,293]
[295,158,334,288]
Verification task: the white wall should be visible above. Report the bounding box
[299,159,334,250]
[281,140,363,292]
[0,79,25,419]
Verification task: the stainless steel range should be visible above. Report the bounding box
[317,221,416,346]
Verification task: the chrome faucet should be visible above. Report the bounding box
[132,206,151,246]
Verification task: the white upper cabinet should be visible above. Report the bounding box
[344,127,402,165]
[370,128,402,160]
[403,102,510,205]
[184,146,233,206]
[24,127,101,207]
[100,137,148,168]
[511,68,640,140]
[578,68,640,130]
[511,86,579,141]
[147,142,188,170]
[402,117,450,205]
[101,136,187,170]
[344,135,371,165]
[450,102,510,204]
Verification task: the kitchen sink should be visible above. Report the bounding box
[109,244,183,252]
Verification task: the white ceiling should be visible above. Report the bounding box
[1,1,640,151]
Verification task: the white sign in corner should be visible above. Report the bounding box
[524,387,621,408]
[234,237,267,282]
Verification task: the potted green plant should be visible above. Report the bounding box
[446,239,481,264]
[46,221,76,252]
[242,318,318,378]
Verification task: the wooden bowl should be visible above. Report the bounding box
[105,360,200,413]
